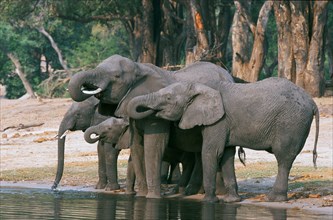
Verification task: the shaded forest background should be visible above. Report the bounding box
[0,0,332,99]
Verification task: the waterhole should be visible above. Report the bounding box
[0,188,330,219]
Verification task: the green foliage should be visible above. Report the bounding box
[0,22,45,98]
[68,23,130,68]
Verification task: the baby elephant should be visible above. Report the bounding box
[127,77,319,203]
[84,117,202,196]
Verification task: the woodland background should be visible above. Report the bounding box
[0,0,332,99]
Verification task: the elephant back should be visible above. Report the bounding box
[175,62,234,90]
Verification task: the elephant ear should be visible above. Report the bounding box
[179,83,224,129]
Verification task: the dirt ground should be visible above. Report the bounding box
[0,96,332,214]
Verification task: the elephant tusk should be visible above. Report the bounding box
[90,133,100,140]
[60,130,70,139]
[81,87,102,95]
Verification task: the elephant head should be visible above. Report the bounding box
[52,96,104,190]
[127,82,225,129]
[68,55,164,104]
[68,55,139,103]
[84,117,129,147]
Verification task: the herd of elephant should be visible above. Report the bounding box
[51,55,319,203]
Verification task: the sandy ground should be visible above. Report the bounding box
[0,96,332,214]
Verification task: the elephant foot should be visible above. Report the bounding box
[125,189,136,195]
[135,190,148,197]
[266,191,288,202]
[95,181,107,189]
[203,195,219,203]
[216,187,227,195]
[146,192,162,199]
[220,194,241,203]
[104,183,120,191]
[185,184,201,195]
[178,186,185,195]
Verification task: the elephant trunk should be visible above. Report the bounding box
[52,120,68,190]
[127,94,157,119]
[68,69,104,102]
[84,126,100,144]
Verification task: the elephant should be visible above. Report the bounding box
[83,117,138,194]
[67,54,235,198]
[84,116,203,196]
[126,77,320,203]
[51,96,121,191]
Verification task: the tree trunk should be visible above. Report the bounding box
[303,1,329,97]
[185,2,196,65]
[216,1,233,66]
[327,28,333,79]
[290,1,310,88]
[190,0,210,61]
[159,1,185,67]
[139,0,159,64]
[274,1,295,81]
[232,0,273,82]
[7,53,36,99]
[37,26,69,72]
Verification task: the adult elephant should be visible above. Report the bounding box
[126,78,319,202]
[52,96,121,191]
[68,54,234,198]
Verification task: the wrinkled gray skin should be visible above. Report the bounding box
[127,77,320,203]
[83,117,137,194]
[52,97,121,191]
[68,54,234,198]
[85,117,203,196]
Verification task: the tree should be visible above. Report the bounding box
[274,1,329,97]
[7,53,36,98]
[231,0,273,82]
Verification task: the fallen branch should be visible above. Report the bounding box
[1,123,44,132]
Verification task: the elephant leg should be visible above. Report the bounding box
[131,143,148,197]
[160,161,170,184]
[169,163,181,184]
[144,119,170,198]
[202,124,227,203]
[219,147,241,202]
[126,155,136,195]
[104,143,120,191]
[96,141,107,189]
[215,170,226,195]
[176,152,195,194]
[185,152,203,195]
[267,156,294,202]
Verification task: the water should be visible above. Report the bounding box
[0,188,331,219]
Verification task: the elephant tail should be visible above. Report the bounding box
[312,105,320,169]
[238,147,246,166]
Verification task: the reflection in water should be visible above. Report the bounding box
[0,188,330,219]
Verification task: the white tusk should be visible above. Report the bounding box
[90,133,100,139]
[60,130,70,139]
[81,87,102,95]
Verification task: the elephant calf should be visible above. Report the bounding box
[127,77,319,203]
[84,117,206,196]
